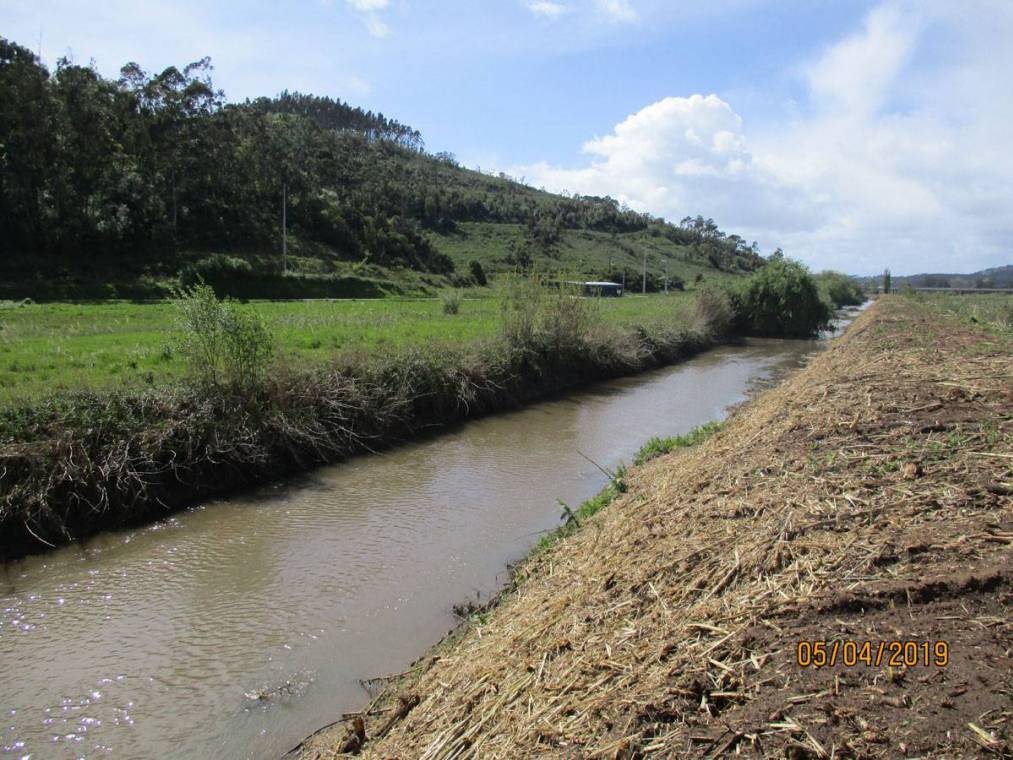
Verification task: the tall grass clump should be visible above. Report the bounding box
[499,275,601,359]
[732,258,832,337]
[540,280,601,359]
[172,281,274,390]
[499,275,545,351]
[441,289,464,315]
[914,293,1013,334]
[693,285,735,336]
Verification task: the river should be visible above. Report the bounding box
[0,309,863,759]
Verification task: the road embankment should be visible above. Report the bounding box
[298,296,1012,759]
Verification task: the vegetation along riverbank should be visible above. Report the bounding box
[0,259,852,559]
[0,286,710,560]
[297,294,1012,759]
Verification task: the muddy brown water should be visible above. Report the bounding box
[0,310,864,759]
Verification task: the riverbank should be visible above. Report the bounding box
[0,297,714,560]
[298,296,1012,759]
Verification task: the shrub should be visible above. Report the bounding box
[734,259,832,337]
[441,289,463,315]
[693,285,735,336]
[469,260,488,287]
[816,271,864,308]
[172,282,274,390]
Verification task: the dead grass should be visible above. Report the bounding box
[297,296,1012,759]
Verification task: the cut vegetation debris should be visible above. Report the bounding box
[298,296,1012,759]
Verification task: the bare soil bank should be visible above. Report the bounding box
[299,297,1012,759]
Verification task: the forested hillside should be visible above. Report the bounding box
[0,38,766,298]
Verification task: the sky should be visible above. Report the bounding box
[3,0,1011,275]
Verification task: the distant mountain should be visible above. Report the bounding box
[857,265,1013,291]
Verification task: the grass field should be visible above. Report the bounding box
[913,292,1013,334]
[430,222,740,286]
[0,291,696,402]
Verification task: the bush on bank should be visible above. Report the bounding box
[172,283,275,390]
[816,270,865,308]
[728,258,834,337]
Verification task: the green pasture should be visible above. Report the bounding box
[0,291,695,402]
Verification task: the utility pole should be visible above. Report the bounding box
[642,252,647,294]
[282,182,288,274]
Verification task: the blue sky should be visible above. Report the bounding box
[3,0,1011,275]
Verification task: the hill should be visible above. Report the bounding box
[0,38,764,299]
[858,264,1013,291]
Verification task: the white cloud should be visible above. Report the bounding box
[526,1,568,19]
[523,0,636,24]
[346,0,388,10]
[366,17,390,37]
[512,1,1013,274]
[513,94,814,239]
[344,0,391,37]
[595,0,638,23]
[802,3,918,118]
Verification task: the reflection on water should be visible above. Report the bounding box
[0,312,860,759]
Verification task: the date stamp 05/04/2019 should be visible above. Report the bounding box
[796,640,950,669]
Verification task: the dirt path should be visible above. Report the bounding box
[298,297,1012,759]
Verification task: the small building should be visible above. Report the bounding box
[579,281,624,297]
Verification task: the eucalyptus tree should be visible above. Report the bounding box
[0,39,57,251]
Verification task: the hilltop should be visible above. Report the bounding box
[0,38,764,299]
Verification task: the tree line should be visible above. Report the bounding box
[0,36,766,280]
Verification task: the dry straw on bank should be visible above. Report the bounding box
[299,297,1012,759]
